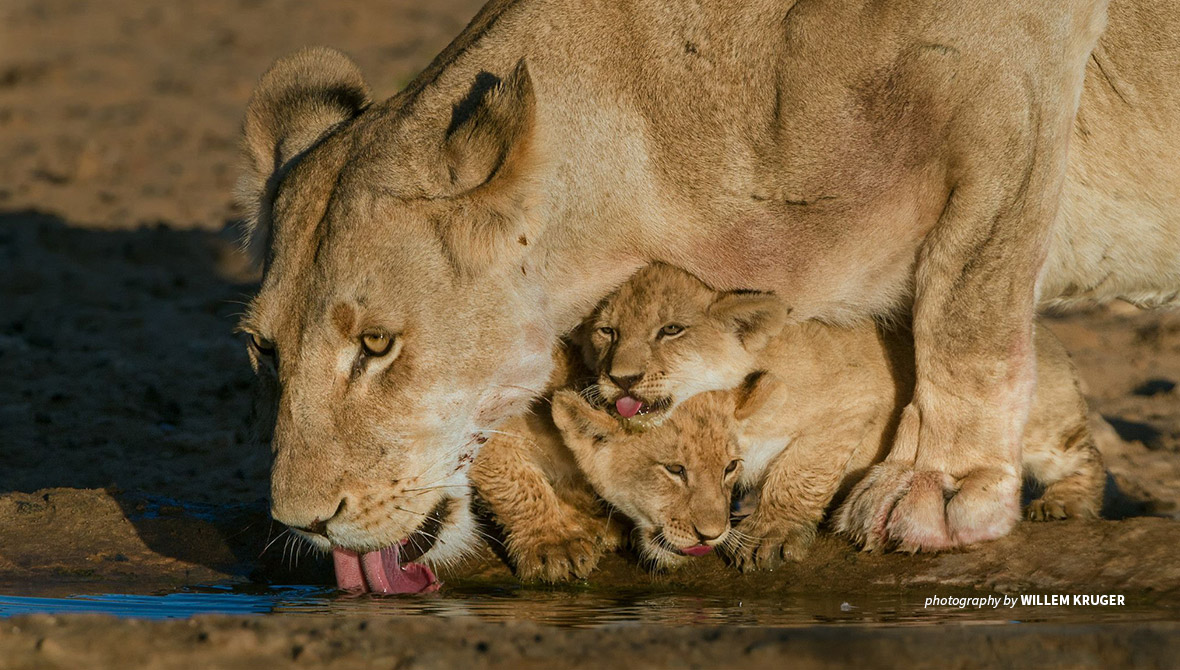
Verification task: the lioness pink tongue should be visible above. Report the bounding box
[332,546,439,595]
[616,396,644,418]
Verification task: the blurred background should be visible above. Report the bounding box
[0,0,481,504]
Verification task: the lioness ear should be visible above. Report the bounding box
[236,47,370,263]
[550,390,619,453]
[444,59,535,193]
[734,372,783,422]
[708,292,790,352]
[436,59,540,275]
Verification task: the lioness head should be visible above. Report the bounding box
[236,48,553,584]
[551,388,751,570]
[582,263,789,429]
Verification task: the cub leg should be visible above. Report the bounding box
[728,425,873,571]
[837,5,1106,552]
[1025,425,1105,521]
[470,415,619,582]
[1019,326,1105,521]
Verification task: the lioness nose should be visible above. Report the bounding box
[275,498,346,537]
[293,518,329,537]
[610,374,642,392]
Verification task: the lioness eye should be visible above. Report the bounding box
[597,326,615,339]
[659,324,685,338]
[250,333,275,356]
[665,463,686,478]
[360,332,394,357]
[724,459,741,475]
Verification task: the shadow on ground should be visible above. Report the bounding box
[0,210,331,584]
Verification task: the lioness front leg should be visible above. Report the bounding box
[836,10,1104,552]
[470,417,619,582]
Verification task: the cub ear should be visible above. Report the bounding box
[734,372,783,422]
[707,291,790,352]
[436,59,541,275]
[550,389,620,455]
[236,47,370,262]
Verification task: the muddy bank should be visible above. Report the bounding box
[3,487,1180,601]
[2,615,1179,670]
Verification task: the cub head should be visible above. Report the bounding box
[236,47,552,587]
[552,388,753,571]
[581,263,789,429]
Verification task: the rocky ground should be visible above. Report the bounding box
[2,0,1180,667]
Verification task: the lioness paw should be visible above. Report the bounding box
[836,462,1020,552]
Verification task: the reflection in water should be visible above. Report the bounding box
[0,583,1173,626]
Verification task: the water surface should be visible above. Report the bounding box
[1,583,1173,627]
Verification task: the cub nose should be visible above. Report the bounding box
[610,374,643,392]
[694,524,725,543]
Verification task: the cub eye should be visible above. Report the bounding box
[659,324,685,338]
[360,331,395,357]
[597,326,616,339]
[724,459,741,475]
[250,333,275,356]
[664,463,686,478]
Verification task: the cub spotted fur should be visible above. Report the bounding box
[582,264,1103,567]
[474,263,1104,579]
[556,357,1103,572]
[550,390,748,571]
[581,264,788,429]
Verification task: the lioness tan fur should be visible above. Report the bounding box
[483,263,1102,575]
[238,1,1177,560]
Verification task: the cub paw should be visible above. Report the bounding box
[507,515,617,583]
[1026,496,1095,521]
[511,534,603,582]
[724,515,816,572]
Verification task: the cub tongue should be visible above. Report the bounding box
[681,544,713,557]
[332,546,439,595]
[615,396,644,418]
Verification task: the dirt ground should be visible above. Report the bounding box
[3,0,1180,667]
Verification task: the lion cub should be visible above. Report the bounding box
[550,389,747,570]
[579,264,1104,569]
[472,264,1105,580]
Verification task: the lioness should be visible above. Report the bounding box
[479,263,1103,575]
[238,0,1179,584]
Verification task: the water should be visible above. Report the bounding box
[1,583,1174,627]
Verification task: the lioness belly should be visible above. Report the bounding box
[1039,0,1180,309]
